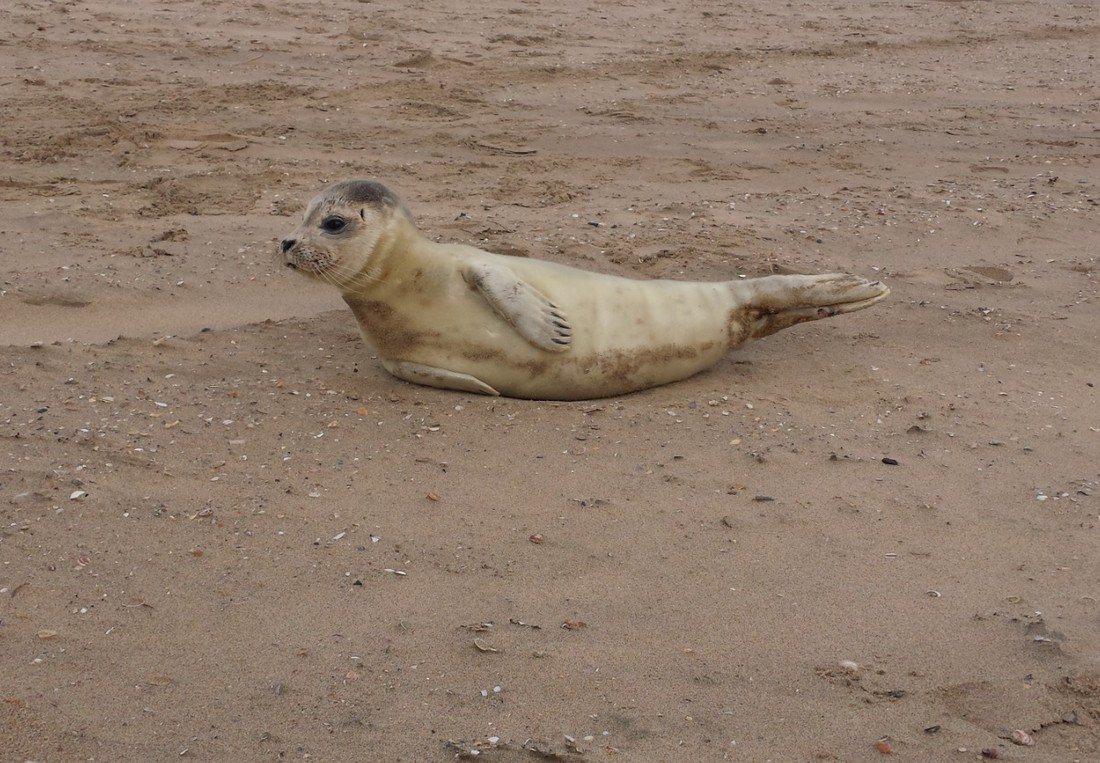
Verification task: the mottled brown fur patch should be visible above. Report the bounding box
[738,283,833,340]
[519,358,551,377]
[457,344,509,364]
[725,309,752,349]
[589,344,700,386]
[344,295,438,355]
[458,343,550,378]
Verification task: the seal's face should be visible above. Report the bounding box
[281,180,409,290]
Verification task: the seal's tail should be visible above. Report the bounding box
[730,273,889,340]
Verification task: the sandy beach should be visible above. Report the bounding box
[2,0,1098,760]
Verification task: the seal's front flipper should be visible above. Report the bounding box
[734,273,890,339]
[383,359,500,396]
[462,263,573,352]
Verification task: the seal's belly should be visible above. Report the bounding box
[372,267,738,400]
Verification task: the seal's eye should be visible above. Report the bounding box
[320,216,347,233]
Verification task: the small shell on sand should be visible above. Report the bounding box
[1010,729,1034,746]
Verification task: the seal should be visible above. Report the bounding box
[281,179,889,400]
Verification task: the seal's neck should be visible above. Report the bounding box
[343,217,424,295]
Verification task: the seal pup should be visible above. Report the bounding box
[281,179,889,400]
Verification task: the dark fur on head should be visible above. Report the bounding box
[324,179,413,221]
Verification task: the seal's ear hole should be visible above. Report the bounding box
[359,208,365,220]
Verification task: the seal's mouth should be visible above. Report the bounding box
[282,248,336,278]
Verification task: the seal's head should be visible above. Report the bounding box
[281,179,411,288]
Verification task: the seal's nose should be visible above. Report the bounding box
[281,238,296,254]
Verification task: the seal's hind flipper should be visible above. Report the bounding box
[382,359,500,396]
[733,273,890,340]
[462,263,573,352]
